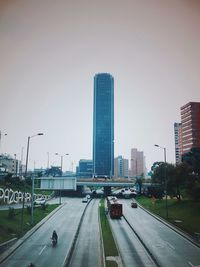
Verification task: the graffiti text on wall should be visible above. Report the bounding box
[0,188,46,204]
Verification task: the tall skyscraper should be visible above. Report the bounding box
[93,73,114,177]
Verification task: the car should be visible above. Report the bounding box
[34,198,46,205]
[82,197,88,203]
[131,202,138,208]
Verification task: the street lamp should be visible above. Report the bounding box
[14,153,17,176]
[110,139,114,179]
[47,152,50,169]
[55,153,69,204]
[21,133,44,231]
[154,144,168,219]
[0,131,7,154]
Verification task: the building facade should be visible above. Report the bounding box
[130,148,146,178]
[77,159,93,178]
[180,102,200,155]
[0,154,19,176]
[174,122,182,164]
[114,156,129,178]
[93,73,114,177]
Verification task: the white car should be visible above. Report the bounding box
[86,194,91,199]
[82,197,88,203]
[34,198,46,205]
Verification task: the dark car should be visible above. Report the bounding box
[131,202,138,208]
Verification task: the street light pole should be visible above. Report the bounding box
[14,153,17,176]
[55,153,69,205]
[21,133,43,232]
[47,152,49,169]
[154,144,168,219]
[0,131,7,154]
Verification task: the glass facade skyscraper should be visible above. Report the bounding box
[93,73,114,177]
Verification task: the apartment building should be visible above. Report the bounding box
[180,102,200,155]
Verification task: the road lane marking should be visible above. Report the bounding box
[39,245,47,255]
[188,261,200,267]
[165,241,175,250]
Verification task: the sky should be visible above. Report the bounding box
[0,0,200,172]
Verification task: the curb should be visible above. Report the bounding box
[107,215,124,267]
[0,203,65,265]
[0,238,17,255]
[104,200,123,267]
[98,200,106,267]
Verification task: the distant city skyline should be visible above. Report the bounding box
[0,0,200,172]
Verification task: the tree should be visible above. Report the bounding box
[45,166,62,177]
[151,162,187,200]
[182,148,200,201]
[182,147,200,178]
[135,178,143,194]
[151,161,166,188]
[167,163,189,200]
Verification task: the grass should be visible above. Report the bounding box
[0,204,59,244]
[137,195,200,236]
[99,199,118,267]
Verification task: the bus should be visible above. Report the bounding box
[107,196,123,219]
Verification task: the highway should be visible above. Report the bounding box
[109,199,200,267]
[67,199,102,267]
[1,197,200,267]
[0,198,101,267]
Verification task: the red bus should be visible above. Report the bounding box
[107,196,123,219]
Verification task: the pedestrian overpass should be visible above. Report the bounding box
[36,176,135,190]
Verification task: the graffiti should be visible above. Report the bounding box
[0,188,48,204]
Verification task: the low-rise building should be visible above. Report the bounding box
[77,159,93,178]
[0,154,19,175]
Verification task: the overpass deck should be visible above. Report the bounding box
[77,178,135,187]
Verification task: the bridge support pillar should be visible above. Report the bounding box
[104,186,111,196]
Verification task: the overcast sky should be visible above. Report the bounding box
[0,0,200,172]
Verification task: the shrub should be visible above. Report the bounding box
[8,207,15,219]
[41,203,48,210]
[26,205,32,214]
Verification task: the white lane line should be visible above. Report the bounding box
[39,245,47,255]
[165,241,175,250]
[188,261,200,267]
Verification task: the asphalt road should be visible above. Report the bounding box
[109,216,157,267]
[1,198,86,267]
[1,197,200,267]
[68,199,102,267]
[119,199,200,267]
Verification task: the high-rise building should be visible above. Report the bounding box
[180,102,200,155]
[174,122,182,164]
[93,73,114,177]
[130,148,146,177]
[114,155,129,178]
